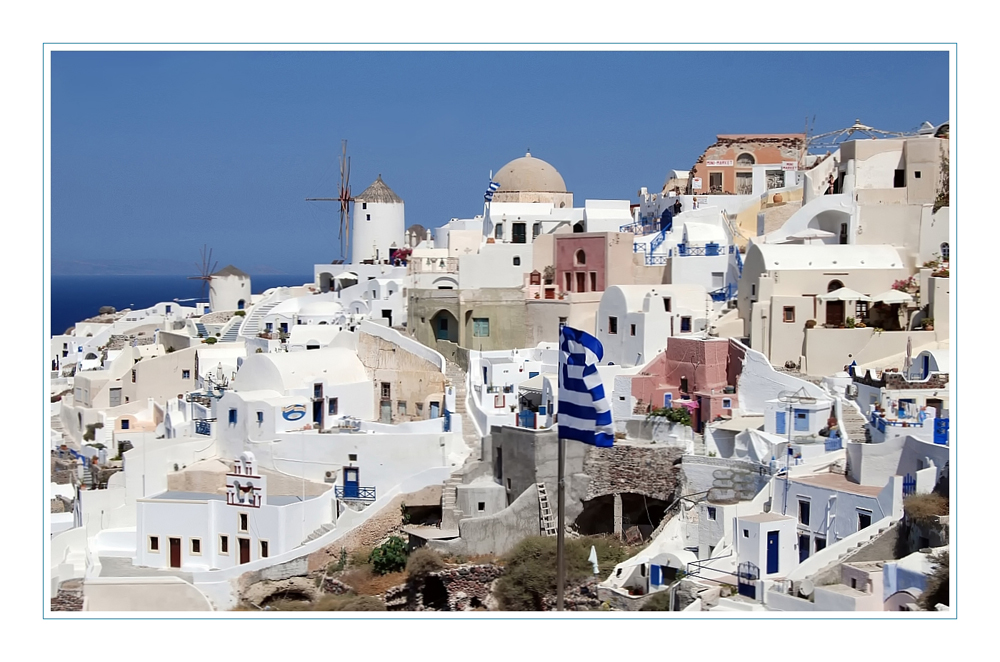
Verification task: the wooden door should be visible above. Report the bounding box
[825,301,844,326]
[169,537,182,568]
[238,537,250,564]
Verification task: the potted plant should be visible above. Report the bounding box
[846,316,856,329]
[922,318,935,331]
[805,319,817,329]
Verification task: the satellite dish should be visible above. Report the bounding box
[800,579,815,597]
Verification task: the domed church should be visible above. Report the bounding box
[492,151,573,208]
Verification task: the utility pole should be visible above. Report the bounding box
[556,434,566,611]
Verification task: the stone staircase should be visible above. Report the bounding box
[440,359,481,529]
[839,401,870,443]
[302,523,335,545]
[441,475,464,530]
[692,434,707,456]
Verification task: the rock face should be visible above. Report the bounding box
[540,577,603,611]
[98,306,116,315]
[51,589,84,611]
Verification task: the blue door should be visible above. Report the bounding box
[794,409,809,432]
[663,393,673,408]
[766,531,780,574]
[922,355,930,379]
[343,467,359,499]
[650,564,662,587]
[934,418,949,445]
[775,411,786,435]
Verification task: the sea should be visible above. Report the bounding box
[49,274,314,337]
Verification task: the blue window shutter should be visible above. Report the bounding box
[776,411,786,435]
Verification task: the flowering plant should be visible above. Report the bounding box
[892,276,919,296]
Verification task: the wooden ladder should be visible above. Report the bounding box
[537,482,558,537]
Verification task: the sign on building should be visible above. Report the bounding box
[781,161,798,171]
[692,177,703,190]
[705,160,734,167]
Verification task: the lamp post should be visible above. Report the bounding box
[777,389,817,515]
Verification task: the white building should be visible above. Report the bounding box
[596,284,713,367]
[209,265,252,312]
[351,175,406,265]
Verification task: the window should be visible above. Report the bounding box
[533,222,542,239]
[680,317,692,332]
[495,223,503,239]
[564,272,572,292]
[575,249,586,266]
[558,317,567,329]
[940,242,949,260]
[256,411,264,424]
[260,540,269,558]
[219,535,229,554]
[814,537,826,553]
[737,153,755,166]
[743,529,749,538]
[856,301,869,318]
[190,538,202,555]
[348,453,358,462]
[709,172,723,192]
[229,408,237,425]
[783,306,795,323]
[366,214,371,221]
[590,272,597,291]
[314,383,323,398]
[576,272,586,292]
[798,500,811,526]
[914,170,921,179]
[148,536,159,552]
[662,297,671,312]
[608,316,618,334]
[473,318,490,337]
[707,507,717,521]
[398,401,407,415]
[857,510,872,530]
[478,502,486,512]
[751,284,756,297]
[513,256,521,266]
[680,377,689,393]
[381,382,391,399]
[630,324,636,337]
[121,419,130,430]
[415,402,423,415]
[722,398,732,409]
[131,369,136,383]
[182,370,190,379]
[239,513,248,532]
[362,202,367,210]
[329,398,338,416]
[512,222,527,244]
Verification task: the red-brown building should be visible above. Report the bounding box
[631,337,747,432]
[554,232,634,295]
[689,134,805,195]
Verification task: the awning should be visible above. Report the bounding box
[818,287,872,302]
[870,289,914,305]
[709,415,765,433]
[518,373,556,394]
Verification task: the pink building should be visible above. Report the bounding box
[554,232,633,295]
[631,338,746,431]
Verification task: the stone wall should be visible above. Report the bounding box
[307,494,405,572]
[583,444,683,501]
[386,563,504,611]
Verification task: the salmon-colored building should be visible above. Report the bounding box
[631,337,747,432]
[689,134,805,195]
[554,232,634,295]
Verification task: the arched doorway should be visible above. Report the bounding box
[573,221,586,233]
[237,299,245,310]
[430,310,459,343]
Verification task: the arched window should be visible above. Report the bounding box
[575,250,586,266]
[737,153,756,166]
[940,242,950,261]
[513,256,521,266]
[827,279,845,292]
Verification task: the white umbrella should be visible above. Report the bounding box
[332,271,358,291]
[904,336,913,373]
[818,287,872,302]
[871,289,914,305]
[588,545,600,575]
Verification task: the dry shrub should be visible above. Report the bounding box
[904,492,949,525]
[349,547,373,567]
[919,550,949,610]
[341,565,407,596]
[406,547,445,582]
[314,594,386,611]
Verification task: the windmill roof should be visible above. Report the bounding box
[212,265,250,278]
[355,176,403,204]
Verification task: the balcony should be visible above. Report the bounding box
[335,485,376,501]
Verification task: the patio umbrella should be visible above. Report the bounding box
[332,271,358,291]
[904,336,913,373]
[870,289,914,305]
[817,287,872,302]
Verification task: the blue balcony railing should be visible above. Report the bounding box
[710,283,737,302]
[335,485,376,501]
[195,420,211,436]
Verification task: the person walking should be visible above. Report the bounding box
[673,198,682,216]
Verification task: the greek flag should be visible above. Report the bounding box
[484,180,501,202]
[558,325,614,447]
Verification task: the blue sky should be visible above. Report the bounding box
[50,50,949,274]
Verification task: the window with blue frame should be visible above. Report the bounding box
[680,317,692,332]
[722,398,732,409]
[229,408,237,425]
[256,411,264,424]
[473,318,490,337]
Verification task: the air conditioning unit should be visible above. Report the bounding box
[324,471,336,484]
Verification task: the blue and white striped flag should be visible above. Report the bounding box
[484,180,501,202]
[558,325,614,447]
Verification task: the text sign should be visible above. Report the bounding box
[705,160,734,167]
[782,161,798,171]
[692,177,703,190]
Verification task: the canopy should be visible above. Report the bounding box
[818,287,872,302]
[870,289,914,305]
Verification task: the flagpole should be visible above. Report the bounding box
[556,433,566,611]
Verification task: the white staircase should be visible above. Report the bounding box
[302,523,335,545]
[537,483,557,536]
[220,316,244,343]
[239,300,281,339]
